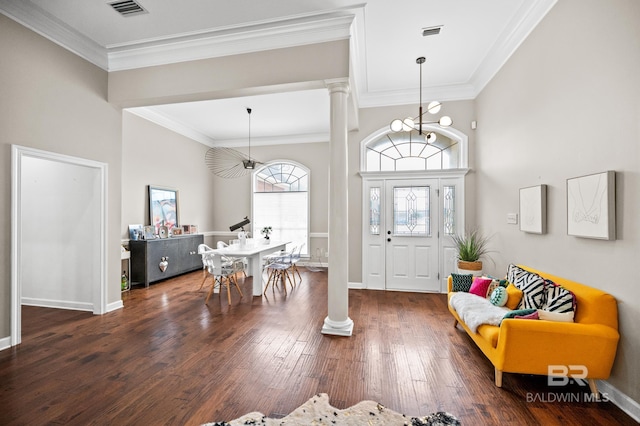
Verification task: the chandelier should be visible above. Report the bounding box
[204,107,262,178]
[389,56,452,143]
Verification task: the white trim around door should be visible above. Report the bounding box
[360,169,468,293]
[11,145,108,347]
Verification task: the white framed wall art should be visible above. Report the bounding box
[519,184,547,234]
[566,171,616,240]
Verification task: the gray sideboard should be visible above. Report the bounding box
[130,234,204,287]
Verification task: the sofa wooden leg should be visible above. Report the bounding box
[588,379,600,401]
[495,369,503,387]
[453,319,458,328]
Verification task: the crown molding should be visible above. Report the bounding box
[0,2,361,72]
[0,0,107,69]
[358,83,478,108]
[128,107,329,148]
[127,107,217,146]
[108,11,357,71]
[215,133,330,148]
[469,0,558,96]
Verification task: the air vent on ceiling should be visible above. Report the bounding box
[108,0,147,17]
[422,25,443,37]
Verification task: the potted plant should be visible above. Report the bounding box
[261,226,272,242]
[451,229,492,276]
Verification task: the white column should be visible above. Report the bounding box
[322,79,353,336]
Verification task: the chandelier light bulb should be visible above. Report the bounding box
[426,132,437,143]
[439,116,453,127]
[427,101,441,114]
[390,119,403,132]
[402,117,415,131]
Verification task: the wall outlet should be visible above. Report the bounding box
[325,250,329,258]
[507,213,518,224]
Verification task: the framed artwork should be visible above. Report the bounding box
[519,185,547,234]
[143,225,156,240]
[148,185,179,234]
[128,224,143,240]
[567,171,616,240]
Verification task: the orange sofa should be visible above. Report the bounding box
[447,265,619,395]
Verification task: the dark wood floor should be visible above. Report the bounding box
[0,268,635,425]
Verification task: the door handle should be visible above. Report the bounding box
[387,230,391,235]
[387,238,391,242]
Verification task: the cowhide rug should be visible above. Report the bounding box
[202,393,460,425]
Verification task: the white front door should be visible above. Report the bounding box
[384,179,439,292]
[362,175,465,293]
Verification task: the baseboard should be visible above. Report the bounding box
[348,282,365,289]
[22,297,93,312]
[106,300,124,313]
[0,336,11,351]
[598,380,640,423]
[299,261,327,268]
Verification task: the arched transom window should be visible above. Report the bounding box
[253,162,309,255]
[364,128,461,172]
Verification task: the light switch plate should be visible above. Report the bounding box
[507,213,518,224]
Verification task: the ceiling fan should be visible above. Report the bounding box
[205,107,262,178]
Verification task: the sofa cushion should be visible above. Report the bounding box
[508,265,547,309]
[543,280,576,313]
[515,311,539,320]
[507,263,527,284]
[505,284,523,310]
[477,325,500,348]
[489,286,508,307]
[485,279,500,298]
[538,309,574,322]
[451,273,473,292]
[469,277,493,298]
[502,308,537,321]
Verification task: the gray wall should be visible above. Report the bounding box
[475,0,640,403]
[0,14,123,337]
[122,110,330,262]
[121,111,216,237]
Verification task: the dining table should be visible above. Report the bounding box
[211,240,291,296]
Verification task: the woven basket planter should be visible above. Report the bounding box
[458,260,483,276]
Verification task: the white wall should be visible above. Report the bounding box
[21,156,100,310]
[475,0,640,405]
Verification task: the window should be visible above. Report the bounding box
[253,162,309,256]
[364,129,459,172]
[393,186,430,236]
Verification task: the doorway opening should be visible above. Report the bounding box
[10,145,107,346]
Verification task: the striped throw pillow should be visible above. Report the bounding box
[543,281,575,313]
[512,269,547,310]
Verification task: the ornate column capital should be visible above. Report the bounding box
[325,78,350,95]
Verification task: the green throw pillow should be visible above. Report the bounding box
[502,309,537,320]
[490,286,508,307]
[451,273,473,292]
